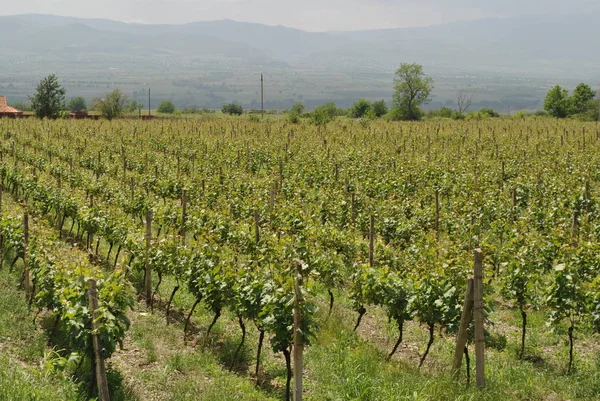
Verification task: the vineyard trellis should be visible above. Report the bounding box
[0,117,599,399]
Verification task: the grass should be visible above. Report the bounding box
[0,268,80,401]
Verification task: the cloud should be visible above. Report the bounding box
[1,0,599,31]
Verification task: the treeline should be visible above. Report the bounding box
[20,71,599,123]
[544,83,599,121]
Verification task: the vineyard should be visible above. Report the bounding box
[0,117,599,400]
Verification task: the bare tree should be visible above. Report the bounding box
[456,89,473,115]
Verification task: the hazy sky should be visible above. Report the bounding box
[1,0,599,31]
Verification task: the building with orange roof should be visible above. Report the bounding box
[0,96,24,118]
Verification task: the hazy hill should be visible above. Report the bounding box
[0,13,597,110]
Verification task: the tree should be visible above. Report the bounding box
[544,85,570,118]
[372,100,388,118]
[128,100,143,113]
[392,63,434,121]
[67,97,87,112]
[311,102,337,125]
[570,83,596,115]
[30,74,66,119]
[291,102,305,115]
[456,89,472,115]
[94,89,128,120]
[157,100,176,114]
[350,99,372,118]
[222,103,243,115]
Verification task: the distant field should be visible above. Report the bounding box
[0,63,581,112]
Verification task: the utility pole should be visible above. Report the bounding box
[261,73,264,118]
[148,88,151,117]
[597,84,600,123]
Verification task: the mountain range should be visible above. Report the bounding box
[0,13,598,111]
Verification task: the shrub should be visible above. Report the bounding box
[67,97,87,112]
[288,111,301,124]
[372,100,388,118]
[157,100,176,114]
[479,108,500,118]
[311,102,338,125]
[291,102,305,114]
[350,99,372,118]
[222,103,243,115]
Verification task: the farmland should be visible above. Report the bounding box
[0,117,599,400]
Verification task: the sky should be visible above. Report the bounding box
[1,0,599,31]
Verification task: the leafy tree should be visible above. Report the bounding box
[392,63,434,121]
[291,102,305,115]
[311,102,337,125]
[350,99,372,118]
[570,83,595,114]
[94,89,129,120]
[288,111,300,124]
[157,100,176,114]
[30,74,66,119]
[128,100,144,113]
[67,97,87,112]
[222,103,243,115]
[372,100,388,117]
[544,85,570,118]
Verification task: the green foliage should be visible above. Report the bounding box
[128,100,144,113]
[291,102,305,114]
[94,89,129,120]
[466,108,500,120]
[350,99,372,118]
[387,105,423,121]
[371,100,388,118]
[427,107,454,119]
[30,74,66,119]
[288,111,301,124]
[544,83,598,120]
[569,83,596,115]
[157,100,176,114]
[479,108,500,118]
[222,103,243,115]
[311,102,338,125]
[67,97,86,112]
[544,85,570,118]
[392,63,433,121]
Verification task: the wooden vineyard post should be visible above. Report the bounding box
[181,189,187,244]
[88,279,110,401]
[369,215,374,268]
[571,210,579,247]
[434,189,440,241]
[473,249,485,389]
[350,193,356,227]
[293,261,304,401]
[452,278,474,375]
[23,206,32,302]
[145,209,152,306]
[254,209,260,245]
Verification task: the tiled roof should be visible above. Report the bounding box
[0,96,22,113]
